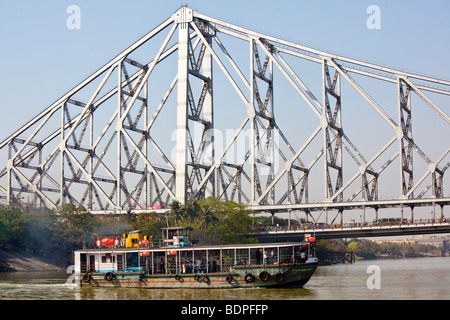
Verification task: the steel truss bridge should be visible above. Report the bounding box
[1,6,449,229]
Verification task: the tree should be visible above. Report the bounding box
[184,199,200,225]
[132,212,166,241]
[347,239,379,259]
[0,206,26,248]
[54,204,98,249]
[169,200,183,226]
[207,200,256,244]
[347,241,362,253]
[23,208,56,252]
[197,200,218,229]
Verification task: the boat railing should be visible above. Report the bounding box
[146,245,314,275]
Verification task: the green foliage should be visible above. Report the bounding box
[131,212,167,240]
[53,203,99,249]
[213,203,256,244]
[317,239,347,252]
[23,208,56,251]
[0,206,26,247]
[0,198,260,252]
[347,239,380,259]
[166,198,257,244]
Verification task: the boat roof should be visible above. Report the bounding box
[75,241,311,253]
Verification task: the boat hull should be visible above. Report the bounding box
[77,262,317,289]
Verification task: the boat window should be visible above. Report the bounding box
[279,247,293,264]
[126,252,139,269]
[207,250,220,273]
[101,253,114,263]
[235,249,249,265]
[194,250,207,273]
[221,249,235,271]
[80,253,87,273]
[179,250,194,274]
[154,252,166,274]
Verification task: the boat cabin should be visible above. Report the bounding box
[74,239,316,276]
[162,227,192,247]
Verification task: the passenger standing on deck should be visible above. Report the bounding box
[300,251,306,263]
[256,248,261,264]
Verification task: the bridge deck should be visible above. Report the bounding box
[254,222,450,242]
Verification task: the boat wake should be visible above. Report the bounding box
[0,282,77,289]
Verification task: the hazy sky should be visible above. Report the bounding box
[0,0,448,218]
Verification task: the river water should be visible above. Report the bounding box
[0,257,449,300]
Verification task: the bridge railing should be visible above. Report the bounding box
[256,218,450,233]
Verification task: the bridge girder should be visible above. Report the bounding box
[0,6,449,218]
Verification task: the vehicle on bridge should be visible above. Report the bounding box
[372,218,408,226]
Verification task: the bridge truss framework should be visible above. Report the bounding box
[0,6,449,223]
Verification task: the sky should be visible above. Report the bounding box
[0,0,448,219]
[0,0,449,129]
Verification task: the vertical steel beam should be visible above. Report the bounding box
[60,102,66,206]
[322,59,343,202]
[398,78,413,198]
[116,61,123,209]
[175,7,192,204]
[202,34,215,198]
[249,39,256,204]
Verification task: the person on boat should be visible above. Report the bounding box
[300,251,306,263]
[256,249,262,264]
[159,258,165,274]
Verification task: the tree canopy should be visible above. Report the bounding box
[0,198,260,252]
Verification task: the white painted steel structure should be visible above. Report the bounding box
[0,7,449,222]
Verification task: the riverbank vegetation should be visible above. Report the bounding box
[316,238,449,260]
[0,198,257,254]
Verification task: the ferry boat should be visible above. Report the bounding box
[74,227,318,289]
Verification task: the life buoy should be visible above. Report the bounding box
[259,271,270,282]
[275,272,284,282]
[82,273,91,283]
[105,272,115,281]
[225,274,233,283]
[244,273,255,283]
[203,275,210,283]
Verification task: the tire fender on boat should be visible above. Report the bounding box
[105,272,115,281]
[225,274,233,283]
[82,273,91,283]
[259,271,270,282]
[244,273,255,283]
[203,275,210,283]
[275,272,284,282]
